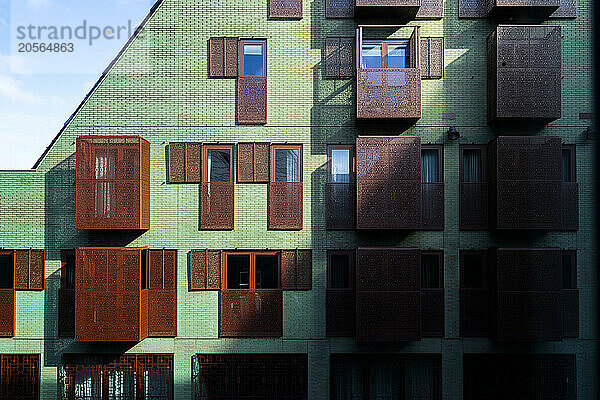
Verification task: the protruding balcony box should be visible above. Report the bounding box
[355,0,421,17]
[488,136,578,230]
[486,0,560,19]
[356,25,421,120]
[492,248,577,341]
[76,135,150,230]
[75,247,148,342]
[488,25,561,122]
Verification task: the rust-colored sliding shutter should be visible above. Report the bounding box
[269,0,303,18]
[14,250,29,290]
[237,77,267,124]
[190,250,221,290]
[147,250,177,337]
[237,143,270,183]
[325,0,354,18]
[269,183,303,230]
[281,250,312,290]
[420,38,444,78]
[224,37,239,77]
[209,37,224,77]
[168,143,186,183]
[325,38,354,78]
[201,183,235,230]
[168,143,202,183]
[409,27,420,69]
[0,289,15,337]
[14,250,45,290]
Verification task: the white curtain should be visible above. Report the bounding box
[463,149,481,183]
[421,150,439,183]
[331,149,350,183]
[94,150,115,218]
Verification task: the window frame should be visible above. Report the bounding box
[270,144,303,183]
[202,144,234,183]
[361,39,411,69]
[460,250,487,290]
[222,251,281,290]
[459,144,487,183]
[562,144,576,183]
[421,144,444,183]
[239,39,267,77]
[561,250,577,290]
[327,250,355,289]
[327,145,355,184]
[421,250,443,289]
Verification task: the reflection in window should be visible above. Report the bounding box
[243,44,264,77]
[421,149,439,183]
[207,149,231,182]
[387,44,408,68]
[331,149,350,183]
[361,42,410,69]
[255,255,278,289]
[227,255,250,289]
[463,149,482,183]
[274,149,300,182]
[462,254,482,289]
[362,43,382,68]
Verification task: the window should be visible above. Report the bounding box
[327,251,354,289]
[0,252,13,289]
[271,145,302,182]
[462,148,482,183]
[421,252,442,289]
[240,40,266,77]
[203,146,233,183]
[60,250,75,290]
[224,252,279,290]
[361,41,409,69]
[562,145,576,183]
[328,145,354,183]
[421,146,442,183]
[462,253,484,289]
[562,251,576,290]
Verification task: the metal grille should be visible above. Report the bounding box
[237,77,267,124]
[458,0,488,17]
[357,68,421,119]
[326,289,355,336]
[268,182,303,230]
[59,354,174,400]
[269,0,303,18]
[76,136,150,230]
[421,183,444,230]
[58,288,75,337]
[460,289,491,337]
[193,354,308,400]
[325,0,355,17]
[200,182,234,230]
[489,26,561,121]
[224,37,239,77]
[326,183,355,230]
[220,289,283,337]
[168,143,202,183]
[147,250,177,337]
[0,354,40,400]
[420,38,443,78]
[14,249,45,291]
[189,250,222,290]
[463,354,576,400]
[421,289,444,337]
[237,143,270,183]
[281,249,312,290]
[460,183,489,230]
[208,37,224,77]
[325,38,354,78]
[415,0,444,18]
[0,289,15,337]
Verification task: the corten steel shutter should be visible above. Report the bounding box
[0,289,15,337]
[409,26,420,70]
[147,250,177,337]
[186,143,202,183]
[237,77,267,124]
[237,143,270,183]
[269,182,303,230]
[269,0,303,18]
[0,354,41,399]
[326,289,356,337]
[415,0,444,18]
[325,0,354,18]
[460,147,489,230]
[421,182,444,230]
[420,37,444,78]
[281,250,312,290]
[220,290,283,337]
[421,289,444,337]
[168,143,202,183]
[200,182,235,230]
[561,182,579,231]
[325,38,355,78]
[189,250,221,290]
[224,37,239,77]
[193,354,307,400]
[356,248,421,342]
[460,289,491,337]
[209,37,224,77]
[356,136,422,229]
[326,183,356,229]
[167,143,186,183]
[562,289,579,338]
[13,249,45,290]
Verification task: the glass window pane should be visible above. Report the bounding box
[421,255,440,289]
[562,149,572,182]
[329,254,350,288]
[274,149,300,182]
[331,149,350,183]
[463,254,482,289]
[243,44,264,77]
[387,44,408,68]
[207,149,231,182]
[227,255,250,289]
[0,254,13,288]
[362,44,383,68]
[463,149,482,183]
[255,255,279,289]
[421,149,439,183]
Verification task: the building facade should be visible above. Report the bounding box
[0,0,596,399]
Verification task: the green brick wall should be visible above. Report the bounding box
[0,0,597,398]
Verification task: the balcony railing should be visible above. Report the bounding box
[200,182,234,230]
[220,289,283,337]
[357,68,421,119]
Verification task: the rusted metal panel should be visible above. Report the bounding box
[296,250,312,290]
[237,143,254,183]
[237,77,267,124]
[356,291,421,342]
[0,354,40,400]
[326,183,356,229]
[416,0,444,18]
[325,38,354,78]
[58,288,75,338]
[357,68,421,119]
[281,250,296,290]
[190,249,221,290]
[220,290,283,337]
[193,354,307,400]
[487,0,560,18]
[495,136,562,181]
[224,37,239,77]
[148,289,177,337]
[76,136,150,230]
[168,143,186,183]
[460,289,491,337]
[14,250,29,290]
[200,182,235,230]
[561,182,579,231]
[325,0,355,18]
[149,249,165,290]
[562,289,578,338]
[326,289,355,337]
[421,288,444,337]
[551,0,577,18]
[421,183,444,230]
[460,183,489,230]
[0,289,15,337]
[355,0,421,17]
[186,143,203,183]
[269,0,303,18]
[209,37,224,77]
[459,0,488,18]
[356,248,420,291]
[496,248,562,291]
[269,182,303,230]
[254,143,270,182]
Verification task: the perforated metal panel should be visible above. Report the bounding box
[189,250,222,290]
[209,37,224,77]
[421,183,444,230]
[326,183,356,230]
[13,249,45,290]
[460,289,491,337]
[496,248,562,291]
[460,183,489,230]
[415,0,444,18]
[562,289,579,338]
[281,249,312,290]
[200,182,234,230]
[168,143,202,183]
[421,289,444,337]
[325,38,354,78]
[0,289,15,337]
[269,0,302,18]
[269,182,303,230]
[224,37,239,77]
[357,68,421,119]
[237,77,267,124]
[58,288,75,338]
[459,0,488,17]
[193,354,308,400]
[0,354,40,400]
[167,143,186,183]
[561,182,579,231]
[551,0,577,18]
[487,0,560,18]
[326,289,355,337]
[325,0,355,18]
[237,143,270,183]
[148,290,177,337]
[220,290,283,337]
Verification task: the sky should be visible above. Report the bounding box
[0,0,155,170]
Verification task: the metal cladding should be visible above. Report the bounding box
[486,0,560,18]
[58,289,75,338]
[0,289,15,337]
[147,249,178,337]
[200,182,235,230]
[209,37,239,78]
[237,143,270,183]
[76,136,150,230]
[326,183,356,229]
[237,77,267,124]
[281,249,312,290]
[460,182,489,230]
[189,250,222,290]
[269,0,303,18]
[325,37,355,78]
[193,354,308,400]
[488,25,561,121]
[59,354,174,400]
[220,290,283,337]
[13,250,45,290]
[167,142,202,183]
[325,0,355,18]
[326,289,356,337]
[420,37,444,78]
[0,354,40,400]
[269,182,303,230]
[357,68,422,119]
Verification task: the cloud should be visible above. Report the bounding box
[25,0,54,10]
[0,73,43,103]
